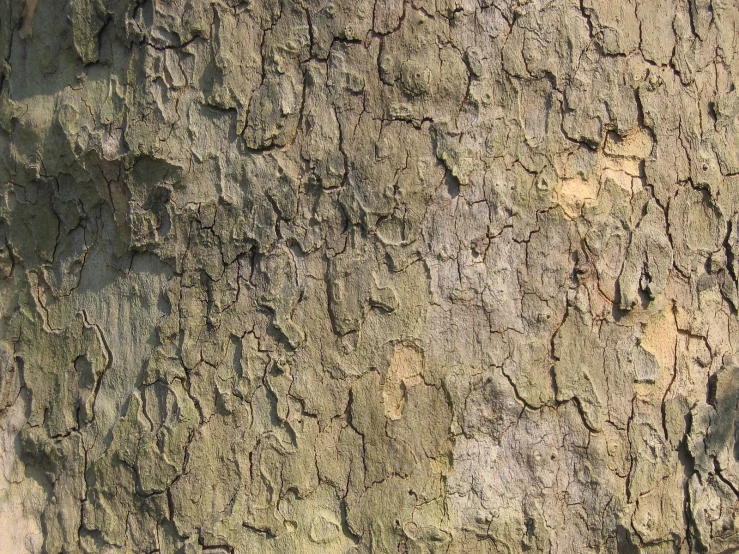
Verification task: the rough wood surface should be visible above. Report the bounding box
[0,0,738,552]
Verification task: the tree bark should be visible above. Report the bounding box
[0,0,738,552]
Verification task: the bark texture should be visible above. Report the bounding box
[0,0,738,552]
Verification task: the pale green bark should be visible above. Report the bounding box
[0,0,738,552]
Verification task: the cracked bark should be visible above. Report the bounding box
[0,0,738,552]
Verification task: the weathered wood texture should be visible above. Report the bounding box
[1,0,738,552]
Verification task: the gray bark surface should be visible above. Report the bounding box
[0,0,738,552]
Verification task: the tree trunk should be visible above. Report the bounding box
[0,0,738,552]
